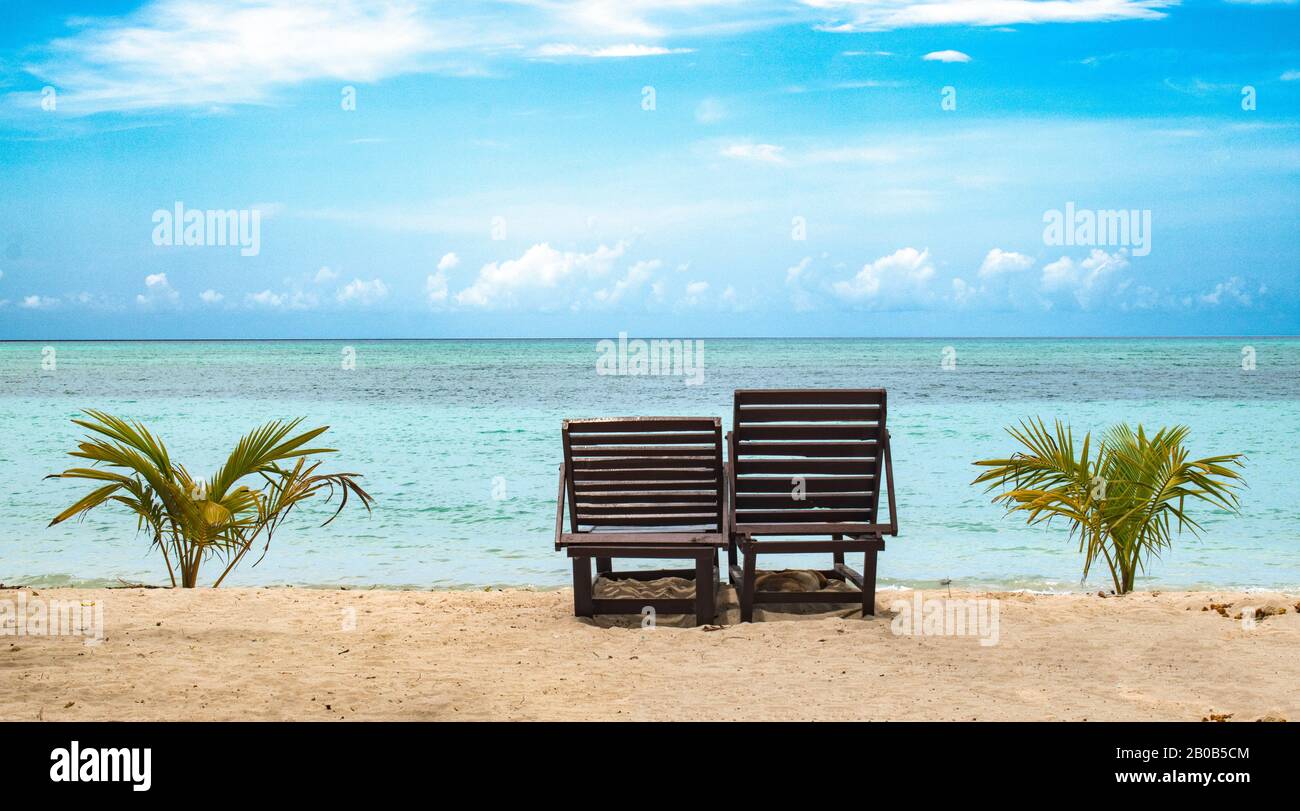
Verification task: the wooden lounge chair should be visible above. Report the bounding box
[554,417,728,625]
[726,389,897,621]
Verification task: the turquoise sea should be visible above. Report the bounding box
[0,338,1296,591]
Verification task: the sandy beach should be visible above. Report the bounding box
[2,585,1296,722]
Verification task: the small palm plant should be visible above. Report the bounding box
[48,410,373,587]
[972,419,1244,594]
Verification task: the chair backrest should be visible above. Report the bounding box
[731,389,890,535]
[562,417,724,533]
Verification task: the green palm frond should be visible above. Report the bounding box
[49,411,372,588]
[973,418,1244,594]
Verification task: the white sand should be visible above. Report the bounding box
[1,586,1296,721]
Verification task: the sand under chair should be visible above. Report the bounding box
[554,416,728,626]
[727,388,898,621]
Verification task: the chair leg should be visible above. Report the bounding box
[832,534,844,566]
[595,557,612,575]
[740,546,757,623]
[727,538,737,571]
[572,556,593,618]
[694,552,715,626]
[861,548,878,617]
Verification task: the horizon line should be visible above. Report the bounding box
[1,335,1297,343]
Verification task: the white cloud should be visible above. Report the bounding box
[949,249,1041,309]
[720,143,788,164]
[246,290,284,308]
[785,257,817,312]
[22,0,446,114]
[1198,276,1255,307]
[922,50,972,63]
[13,1,1180,114]
[199,289,224,304]
[136,272,180,308]
[1040,249,1130,308]
[245,289,319,310]
[426,273,449,307]
[978,248,1034,277]
[593,259,660,307]
[534,43,693,58]
[336,277,390,305]
[812,1,1175,32]
[831,247,935,305]
[424,252,461,307]
[679,280,711,308]
[1282,70,1300,81]
[455,242,627,309]
[314,266,338,283]
[721,140,901,166]
[21,295,58,309]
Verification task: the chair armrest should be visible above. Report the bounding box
[553,463,567,550]
[725,431,738,538]
[722,460,733,539]
[883,429,898,535]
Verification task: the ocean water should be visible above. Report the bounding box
[0,338,1296,592]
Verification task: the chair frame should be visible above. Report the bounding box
[554,416,729,626]
[725,389,898,621]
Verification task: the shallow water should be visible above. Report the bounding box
[1,338,1296,591]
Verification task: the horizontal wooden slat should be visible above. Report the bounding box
[578,503,718,516]
[735,522,888,538]
[563,535,725,551]
[570,445,717,457]
[575,479,718,491]
[572,457,717,470]
[734,475,875,493]
[580,514,719,527]
[738,424,880,442]
[569,432,717,446]
[734,509,873,523]
[735,459,874,475]
[738,441,876,458]
[566,418,718,434]
[735,389,885,406]
[737,406,880,423]
[576,491,718,504]
[735,493,872,509]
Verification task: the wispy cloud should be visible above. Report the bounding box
[10,0,708,114]
[8,0,1190,115]
[336,277,390,306]
[720,142,788,164]
[533,43,693,58]
[20,0,448,114]
[21,294,58,310]
[721,140,903,165]
[811,0,1177,32]
[922,49,972,63]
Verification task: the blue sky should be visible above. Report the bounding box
[0,0,1297,338]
